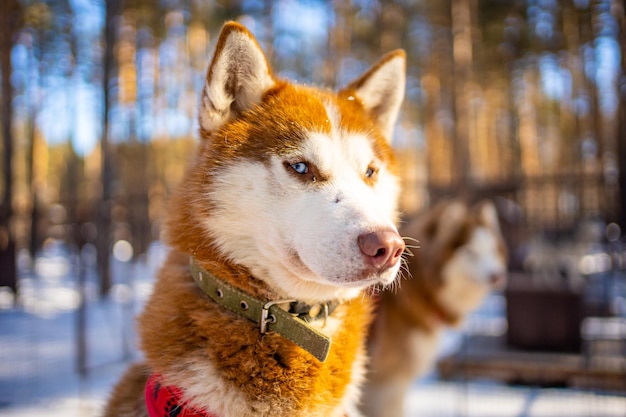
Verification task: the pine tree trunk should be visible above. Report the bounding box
[615,0,626,228]
[450,0,475,197]
[0,0,21,292]
[97,0,121,296]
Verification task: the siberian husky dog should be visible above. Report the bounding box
[103,22,406,417]
[361,200,507,417]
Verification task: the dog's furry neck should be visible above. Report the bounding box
[387,255,461,332]
[137,250,372,417]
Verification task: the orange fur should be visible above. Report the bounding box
[135,251,373,415]
[104,21,405,417]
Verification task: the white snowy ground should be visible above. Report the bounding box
[1,241,624,417]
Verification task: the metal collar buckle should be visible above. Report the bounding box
[190,257,334,362]
[260,299,295,334]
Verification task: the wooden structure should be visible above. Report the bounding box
[437,330,626,393]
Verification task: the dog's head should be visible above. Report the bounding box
[168,22,406,303]
[405,200,508,321]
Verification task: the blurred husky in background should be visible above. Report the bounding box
[361,199,508,417]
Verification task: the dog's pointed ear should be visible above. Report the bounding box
[418,200,467,250]
[343,50,406,141]
[476,200,501,233]
[433,200,468,245]
[199,22,276,134]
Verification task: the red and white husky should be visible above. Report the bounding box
[361,200,508,417]
[103,22,406,417]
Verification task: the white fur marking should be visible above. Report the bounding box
[353,55,405,140]
[202,122,401,303]
[170,359,252,417]
[439,227,505,317]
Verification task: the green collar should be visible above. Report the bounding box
[189,258,336,362]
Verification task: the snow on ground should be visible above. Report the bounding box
[1,241,625,417]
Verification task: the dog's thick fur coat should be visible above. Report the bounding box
[103,22,406,417]
[361,200,508,417]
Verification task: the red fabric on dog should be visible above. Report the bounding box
[145,373,217,417]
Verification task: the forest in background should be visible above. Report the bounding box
[1,0,625,294]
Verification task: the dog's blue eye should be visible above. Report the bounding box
[365,167,375,178]
[291,162,308,174]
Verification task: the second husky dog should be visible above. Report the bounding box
[361,200,507,417]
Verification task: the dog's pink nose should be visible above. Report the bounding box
[358,229,405,272]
